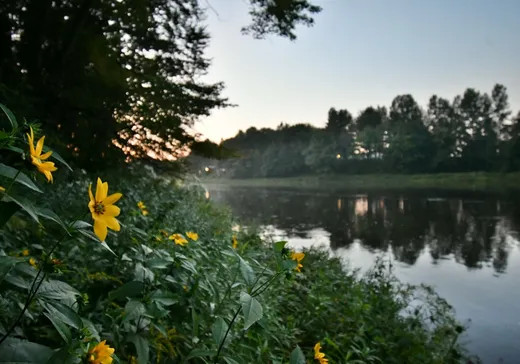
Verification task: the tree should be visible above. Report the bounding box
[426,95,461,171]
[0,0,321,169]
[355,106,386,131]
[326,107,352,132]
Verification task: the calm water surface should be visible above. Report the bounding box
[206,185,520,364]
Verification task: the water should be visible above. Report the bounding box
[205,185,520,364]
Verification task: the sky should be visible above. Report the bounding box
[194,0,520,143]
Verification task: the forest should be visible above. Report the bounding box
[192,84,520,178]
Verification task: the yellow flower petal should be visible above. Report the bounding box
[95,178,105,201]
[35,136,45,156]
[94,220,108,242]
[104,205,120,217]
[88,183,95,203]
[39,150,52,160]
[104,216,120,231]
[103,193,122,205]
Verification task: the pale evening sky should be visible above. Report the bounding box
[195,0,520,142]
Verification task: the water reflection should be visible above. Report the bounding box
[207,187,520,274]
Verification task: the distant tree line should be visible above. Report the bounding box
[192,83,520,177]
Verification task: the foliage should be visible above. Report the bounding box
[0,0,321,169]
[191,84,520,178]
[0,104,474,363]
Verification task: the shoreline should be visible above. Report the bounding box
[199,172,520,191]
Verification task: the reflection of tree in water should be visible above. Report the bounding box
[208,187,518,273]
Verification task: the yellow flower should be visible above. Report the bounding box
[88,178,122,242]
[314,342,328,364]
[141,209,149,216]
[137,201,146,209]
[26,126,58,183]
[88,340,115,364]
[22,249,29,256]
[291,251,305,272]
[232,235,238,249]
[169,233,188,246]
[186,232,198,241]
[29,257,37,268]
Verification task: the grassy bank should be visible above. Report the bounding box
[201,172,520,191]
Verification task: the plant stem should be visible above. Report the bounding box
[213,307,241,364]
[4,168,22,195]
[0,212,86,346]
[251,271,283,297]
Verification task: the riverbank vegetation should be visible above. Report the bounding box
[0,107,475,363]
[190,84,520,180]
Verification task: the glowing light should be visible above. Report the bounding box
[204,167,209,172]
[336,154,341,159]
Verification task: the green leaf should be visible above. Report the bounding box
[122,300,145,323]
[81,318,100,342]
[289,345,306,364]
[37,279,80,304]
[146,258,171,269]
[223,357,240,364]
[149,290,177,306]
[45,347,82,364]
[43,311,72,344]
[4,273,30,289]
[130,334,149,364]
[273,241,288,252]
[0,338,53,363]
[42,146,73,171]
[43,301,83,330]
[109,281,144,300]
[72,220,92,230]
[0,164,42,193]
[0,256,20,282]
[0,103,18,130]
[6,145,23,154]
[240,292,263,330]
[283,259,298,271]
[100,241,117,256]
[212,317,229,347]
[239,257,256,288]
[184,349,217,361]
[0,201,20,227]
[3,194,40,224]
[34,207,70,233]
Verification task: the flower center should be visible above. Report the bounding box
[94,202,105,215]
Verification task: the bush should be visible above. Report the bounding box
[0,105,473,363]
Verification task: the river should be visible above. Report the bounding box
[205,185,520,364]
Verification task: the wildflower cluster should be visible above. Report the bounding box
[0,104,468,364]
[137,200,148,216]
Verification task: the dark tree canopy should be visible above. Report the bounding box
[0,0,321,169]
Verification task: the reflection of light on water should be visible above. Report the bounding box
[355,196,368,216]
[337,198,342,211]
[260,225,330,251]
